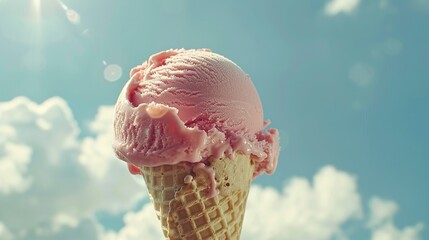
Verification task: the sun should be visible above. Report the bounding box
[30,0,81,25]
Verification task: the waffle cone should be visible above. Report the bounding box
[141,153,254,239]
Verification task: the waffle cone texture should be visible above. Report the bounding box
[140,153,254,240]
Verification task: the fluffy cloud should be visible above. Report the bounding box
[28,218,103,240]
[104,203,164,240]
[242,166,362,240]
[368,197,398,227]
[0,142,32,194]
[79,106,116,179]
[368,198,425,240]
[0,97,144,239]
[0,97,426,240]
[324,0,360,15]
[107,168,426,240]
[0,222,14,240]
[371,224,425,240]
[106,166,362,240]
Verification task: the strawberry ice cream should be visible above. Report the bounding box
[113,48,279,177]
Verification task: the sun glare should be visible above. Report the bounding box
[56,0,68,10]
[32,0,41,23]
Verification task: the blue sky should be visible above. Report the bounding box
[0,0,428,239]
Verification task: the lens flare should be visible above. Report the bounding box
[81,28,90,36]
[104,64,123,82]
[66,9,80,24]
[57,0,81,24]
[57,0,68,10]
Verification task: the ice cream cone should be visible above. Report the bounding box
[140,163,192,237]
[140,153,254,239]
[113,49,280,239]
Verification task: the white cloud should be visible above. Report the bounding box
[107,166,363,240]
[0,143,32,194]
[0,97,144,240]
[372,223,425,240]
[51,213,79,233]
[30,218,103,240]
[104,203,164,240]
[368,197,425,240]
[325,0,360,15]
[109,168,426,240]
[79,106,118,179]
[368,197,398,228]
[242,166,362,240]
[0,97,425,240]
[0,222,14,240]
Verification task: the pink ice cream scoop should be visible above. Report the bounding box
[113,49,279,177]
